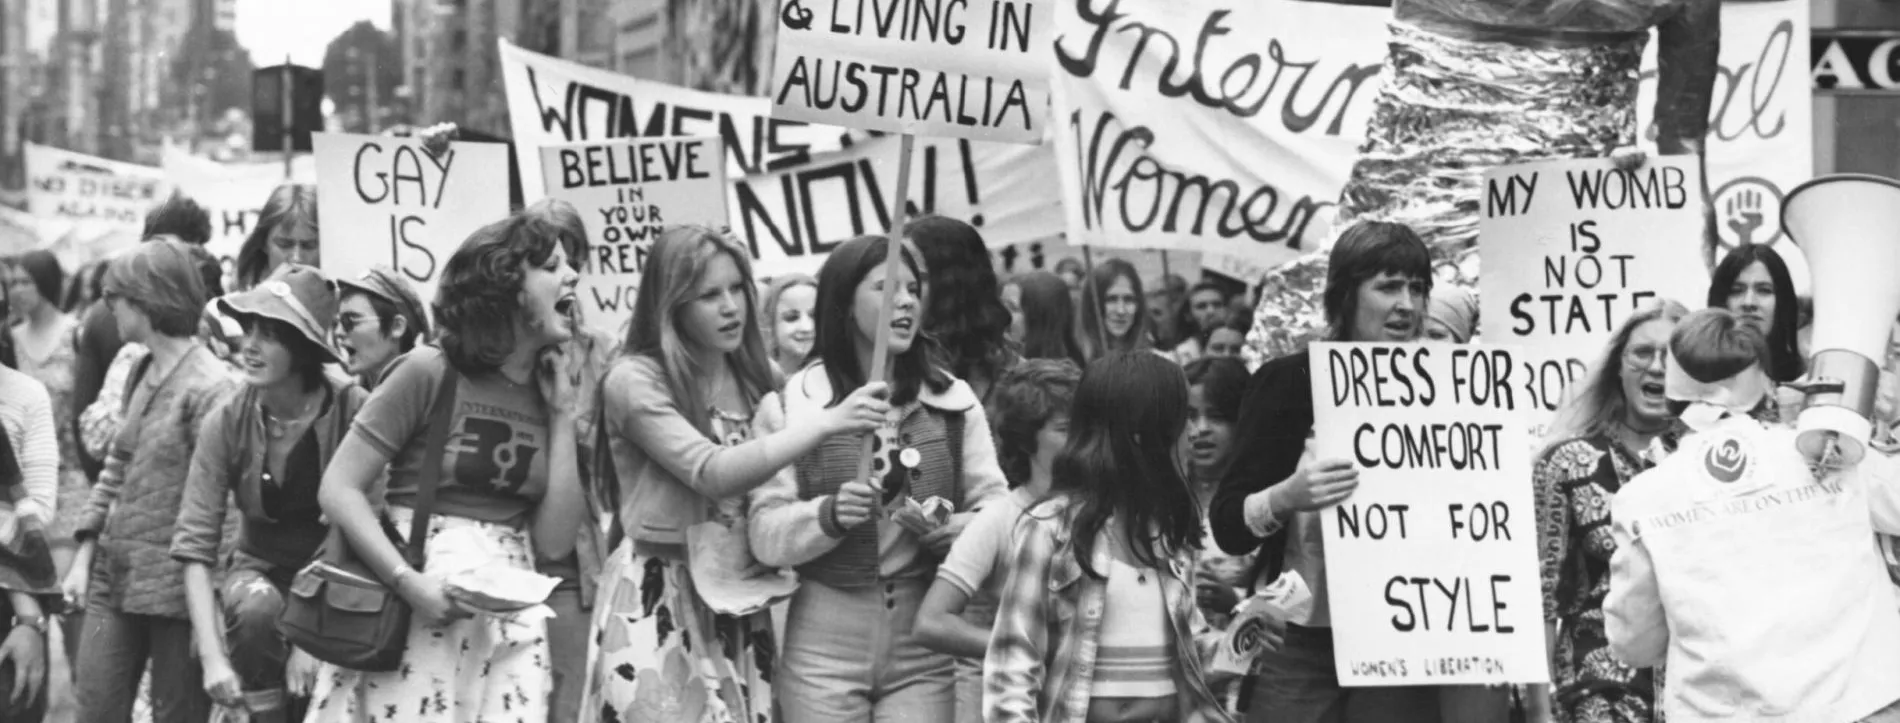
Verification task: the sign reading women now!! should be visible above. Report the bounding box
[769,0,1054,144]
[1307,342,1547,686]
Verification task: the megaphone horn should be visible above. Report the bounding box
[1781,173,1900,465]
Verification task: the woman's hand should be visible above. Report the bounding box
[60,561,90,610]
[918,511,972,556]
[1278,458,1360,512]
[397,573,473,628]
[833,479,879,531]
[823,382,892,437]
[537,344,579,416]
[1196,580,1241,619]
[199,653,243,709]
[0,624,43,708]
[285,648,321,697]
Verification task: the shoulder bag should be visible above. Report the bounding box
[277,362,459,672]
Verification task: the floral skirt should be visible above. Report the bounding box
[580,541,776,723]
[302,508,551,723]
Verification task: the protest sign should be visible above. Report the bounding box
[313,132,511,308]
[161,145,318,288]
[768,0,1052,144]
[1478,156,1708,422]
[498,41,1063,280]
[25,143,170,237]
[1049,0,1810,276]
[1308,341,1547,686]
[540,136,729,335]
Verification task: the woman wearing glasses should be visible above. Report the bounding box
[1530,300,1687,723]
[332,267,430,390]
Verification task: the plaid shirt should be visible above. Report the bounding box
[983,496,1233,723]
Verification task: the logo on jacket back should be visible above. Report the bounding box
[1704,437,1748,483]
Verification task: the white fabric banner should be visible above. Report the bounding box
[1047,0,1813,282]
[24,143,172,263]
[160,145,317,284]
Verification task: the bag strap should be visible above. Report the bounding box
[594,390,624,552]
[944,409,965,509]
[403,362,460,569]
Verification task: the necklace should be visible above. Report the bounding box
[264,394,321,440]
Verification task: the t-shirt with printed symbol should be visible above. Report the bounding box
[351,346,550,525]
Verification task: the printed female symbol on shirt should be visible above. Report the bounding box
[448,416,541,493]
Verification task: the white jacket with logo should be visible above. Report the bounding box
[1606,414,1900,723]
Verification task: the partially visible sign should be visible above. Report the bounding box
[540,136,729,337]
[1478,156,1708,426]
[1811,30,1900,93]
[768,0,1053,144]
[161,145,318,289]
[24,143,170,233]
[313,132,511,308]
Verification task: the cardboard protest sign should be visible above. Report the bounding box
[498,41,1063,281]
[313,132,511,309]
[1308,342,1547,686]
[160,145,318,289]
[768,0,1052,144]
[24,143,170,235]
[540,137,729,336]
[1479,156,1708,424]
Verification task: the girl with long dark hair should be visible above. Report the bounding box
[1706,244,1804,384]
[1002,271,1083,367]
[305,212,584,721]
[749,234,1008,723]
[986,351,1232,723]
[1077,259,1155,361]
[912,215,1017,401]
[579,227,887,723]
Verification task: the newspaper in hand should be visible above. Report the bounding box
[1210,570,1314,675]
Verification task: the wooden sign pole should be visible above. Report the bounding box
[852,133,918,496]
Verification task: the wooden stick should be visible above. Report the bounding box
[852,133,917,495]
[1081,245,1110,359]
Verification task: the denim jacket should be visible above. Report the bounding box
[984,496,1233,723]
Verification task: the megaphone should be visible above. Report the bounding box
[1781,174,1900,464]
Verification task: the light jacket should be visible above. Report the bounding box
[983,496,1232,723]
[748,363,1007,586]
[171,375,367,574]
[1607,414,1900,723]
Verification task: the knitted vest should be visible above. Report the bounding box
[793,402,964,587]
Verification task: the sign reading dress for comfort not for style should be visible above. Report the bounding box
[1307,342,1548,686]
[313,132,512,310]
[770,0,1053,144]
[540,136,730,336]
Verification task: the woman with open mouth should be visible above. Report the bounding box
[1530,299,1689,723]
[579,226,890,723]
[304,212,584,723]
[171,264,366,723]
[332,267,430,391]
[750,234,1009,723]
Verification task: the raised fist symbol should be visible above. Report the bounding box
[1725,189,1767,246]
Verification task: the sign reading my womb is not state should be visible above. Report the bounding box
[541,137,729,336]
[1478,156,1708,428]
[771,0,1053,143]
[314,132,512,310]
[1308,342,1547,686]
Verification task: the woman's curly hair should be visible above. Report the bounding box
[435,212,562,373]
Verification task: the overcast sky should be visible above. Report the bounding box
[233,0,388,67]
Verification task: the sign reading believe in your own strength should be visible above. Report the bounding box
[770,0,1052,144]
[313,132,511,309]
[1308,342,1547,686]
[540,137,730,335]
[1477,156,1708,425]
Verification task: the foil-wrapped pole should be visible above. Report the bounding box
[1244,21,1647,366]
